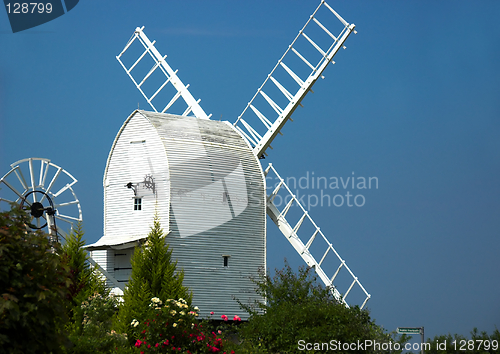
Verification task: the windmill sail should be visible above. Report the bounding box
[116,27,211,120]
[234,1,355,158]
[264,163,370,309]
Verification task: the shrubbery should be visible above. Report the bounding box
[3,205,493,353]
[0,206,72,353]
[0,206,403,353]
[232,261,405,353]
[65,292,130,353]
[130,297,229,353]
[424,327,500,354]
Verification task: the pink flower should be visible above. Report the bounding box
[135,339,142,348]
[221,315,228,321]
[233,315,241,321]
[210,311,214,315]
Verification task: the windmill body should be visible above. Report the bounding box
[87,111,266,318]
[89,0,371,316]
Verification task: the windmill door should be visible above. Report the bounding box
[113,249,134,284]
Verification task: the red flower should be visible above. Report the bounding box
[221,315,228,321]
[210,311,214,315]
[135,339,142,348]
[233,315,241,321]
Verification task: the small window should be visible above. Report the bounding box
[222,255,230,267]
[134,198,142,210]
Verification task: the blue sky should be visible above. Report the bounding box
[1,0,499,341]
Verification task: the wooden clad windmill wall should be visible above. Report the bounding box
[88,110,266,318]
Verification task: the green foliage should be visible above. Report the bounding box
[0,205,72,353]
[424,327,500,354]
[60,221,122,352]
[65,292,132,353]
[235,261,407,354]
[118,214,192,341]
[62,221,108,308]
[131,297,228,353]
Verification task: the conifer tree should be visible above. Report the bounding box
[118,214,192,339]
[62,222,108,308]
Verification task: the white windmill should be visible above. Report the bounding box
[87,1,370,318]
[0,157,83,242]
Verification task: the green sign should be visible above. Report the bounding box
[397,327,421,334]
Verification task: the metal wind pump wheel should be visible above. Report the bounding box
[0,157,83,242]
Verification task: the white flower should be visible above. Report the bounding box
[131,319,139,327]
[194,306,199,311]
[151,297,162,305]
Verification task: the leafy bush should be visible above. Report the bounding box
[0,205,72,353]
[65,292,132,353]
[235,261,406,353]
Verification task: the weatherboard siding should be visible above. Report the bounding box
[90,249,115,289]
[147,112,266,319]
[104,111,170,240]
[92,110,265,319]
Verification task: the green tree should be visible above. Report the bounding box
[62,221,108,308]
[234,260,407,354]
[0,205,72,353]
[118,214,192,342]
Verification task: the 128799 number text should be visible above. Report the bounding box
[453,339,498,351]
[5,3,53,14]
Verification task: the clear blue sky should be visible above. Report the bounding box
[1,0,499,341]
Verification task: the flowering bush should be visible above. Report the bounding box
[131,297,234,353]
[66,292,130,353]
